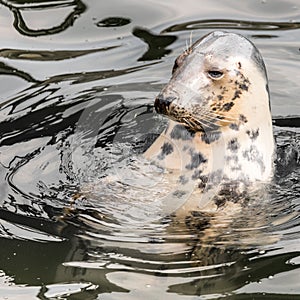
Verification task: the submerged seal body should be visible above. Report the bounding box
[144,31,274,213]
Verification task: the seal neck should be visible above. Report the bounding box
[144,118,274,183]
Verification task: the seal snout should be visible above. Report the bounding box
[154,95,176,115]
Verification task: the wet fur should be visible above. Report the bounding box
[144,31,274,216]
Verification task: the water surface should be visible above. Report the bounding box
[0,0,300,299]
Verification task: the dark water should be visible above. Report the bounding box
[1,0,300,299]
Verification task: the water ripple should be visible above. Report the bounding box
[163,19,300,33]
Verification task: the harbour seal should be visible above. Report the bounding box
[144,31,274,215]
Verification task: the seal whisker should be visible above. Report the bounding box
[187,114,218,130]
[187,110,219,128]
[189,108,222,124]
[206,109,241,119]
[205,111,239,123]
[181,116,203,129]
[180,107,240,130]
[189,31,194,50]
[184,31,194,55]
[184,42,189,55]
[206,110,242,122]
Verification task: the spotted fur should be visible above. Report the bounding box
[144,31,274,215]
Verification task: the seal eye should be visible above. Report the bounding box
[207,70,224,80]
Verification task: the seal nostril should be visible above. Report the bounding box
[154,95,175,114]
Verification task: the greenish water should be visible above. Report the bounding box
[0,0,300,299]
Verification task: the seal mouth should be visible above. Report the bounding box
[154,95,206,132]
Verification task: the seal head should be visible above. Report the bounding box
[155,31,269,133]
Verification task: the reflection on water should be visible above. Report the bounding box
[0,0,300,299]
[133,27,177,60]
[96,17,131,27]
[1,0,86,37]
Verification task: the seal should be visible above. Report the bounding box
[144,31,274,215]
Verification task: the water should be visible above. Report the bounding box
[1,0,300,299]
